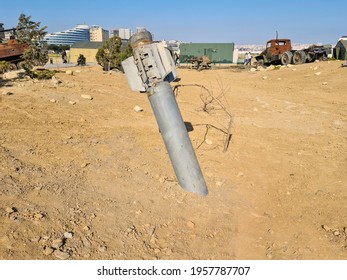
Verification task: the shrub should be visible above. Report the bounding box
[96,37,132,71]
[0,61,11,73]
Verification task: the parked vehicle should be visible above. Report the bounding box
[188,55,211,71]
[255,38,328,66]
[0,28,28,70]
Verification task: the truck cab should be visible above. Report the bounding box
[256,39,292,65]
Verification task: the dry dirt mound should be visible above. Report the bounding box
[0,61,346,259]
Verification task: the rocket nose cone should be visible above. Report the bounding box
[130,31,153,48]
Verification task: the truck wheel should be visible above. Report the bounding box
[17,61,25,69]
[256,59,264,67]
[281,51,293,65]
[306,52,315,63]
[8,63,17,71]
[293,50,306,64]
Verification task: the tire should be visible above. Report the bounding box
[293,50,306,65]
[17,61,25,69]
[8,63,17,71]
[281,51,293,65]
[256,58,264,67]
[306,52,315,63]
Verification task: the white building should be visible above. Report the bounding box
[136,27,147,33]
[90,25,109,42]
[109,28,132,40]
[162,40,180,53]
[45,24,90,46]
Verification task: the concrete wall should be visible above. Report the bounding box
[69,48,99,63]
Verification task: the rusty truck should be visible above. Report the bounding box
[255,38,328,66]
[0,28,28,70]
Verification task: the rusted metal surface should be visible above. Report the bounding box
[256,38,328,66]
[266,39,292,56]
[0,28,28,68]
[188,55,211,71]
[0,39,27,59]
[256,39,292,66]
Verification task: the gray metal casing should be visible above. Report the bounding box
[122,56,146,92]
[121,33,208,196]
[148,82,208,196]
[122,43,178,92]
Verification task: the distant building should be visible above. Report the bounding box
[90,25,109,42]
[162,40,180,53]
[44,24,90,46]
[4,31,12,40]
[0,23,4,40]
[109,29,118,38]
[180,42,235,64]
[69,41,104,63]
[334,36,347,60]
[109,28,132,40]
[136,27,147,33]
[0,23,14,40]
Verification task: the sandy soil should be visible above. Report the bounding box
[0,60,346,260]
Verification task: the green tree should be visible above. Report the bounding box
[16,13,48,70]
[0,61,11,73]
[119,43,133,64]
[96,36,132,71]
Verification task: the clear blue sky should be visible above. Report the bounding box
[1,0,345,44]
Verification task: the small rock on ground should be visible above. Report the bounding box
[43,246,54,256]
[53,250,70,260]
[215,180,225,187]
[134,105,143,112]
[2,90,13,95]
[98,246,107,252]
[81,94,93,100]
[5,207,15,213]
[3,70,25,79]
[51,76,61,87]
[187,221,195,228]
[64,232,73,239]
[51,238,64,249]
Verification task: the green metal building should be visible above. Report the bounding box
[334,38,347,60]
[179,43,235,64]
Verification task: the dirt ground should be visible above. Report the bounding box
[0,60,346,260]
